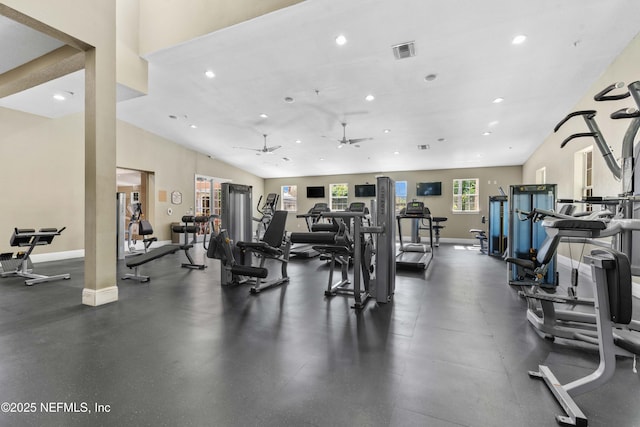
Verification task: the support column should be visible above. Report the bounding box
[82,46,118,306]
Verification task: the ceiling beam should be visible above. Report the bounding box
[0,45,84,98]
[0,4,91,51]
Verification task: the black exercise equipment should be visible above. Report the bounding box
[431,216,447,247]
[208,210,290,294]
[171,215,208,269]
[123,244,181,282]
[126,203,156,254]
[290,202,332,258]
[0,227,70,286]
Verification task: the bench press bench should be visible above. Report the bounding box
[123,244,181,282]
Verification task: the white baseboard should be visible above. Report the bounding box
[82,285,119,306]
[557,254,640,299]
[30,249,85,263]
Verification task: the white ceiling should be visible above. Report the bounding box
[2,0,640,179]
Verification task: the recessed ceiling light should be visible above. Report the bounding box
[259,113,268,118]
[53,94,66,101]
[337,144,344,149]
[365,94,375,101]
[320,157,325,161]
[383,129,391,133]
[493,97,504,104]
[424,74,437,82]
[168,115,177,119]
[437,138,446,142]
[482,131,492,136]
[295,139,302,144]
[190,124,198,129]
[335,34,347,46]
[204,70,215,79]
[284,97,295,103]
[393,151,400,155]
[512,35,527,45]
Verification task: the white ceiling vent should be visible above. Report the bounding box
[392,41,416,60]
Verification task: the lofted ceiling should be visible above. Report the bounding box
[1,0,640,179]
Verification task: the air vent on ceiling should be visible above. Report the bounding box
[392,41,416,60]
[417,144,431,150]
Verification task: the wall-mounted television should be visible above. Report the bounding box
[354,184,376,198]
[306,186,325,198]
[416,181,442,196]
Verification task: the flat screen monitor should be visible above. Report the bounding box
[306,186,325,198]
[416,181,442,196]
[354,184,376,198]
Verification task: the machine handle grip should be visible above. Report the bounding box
[553,110,597,132]
[610,107,640,120]
[560,132,597,148]
[58,227,66,233]
[594,82,629,102]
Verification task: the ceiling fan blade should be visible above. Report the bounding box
[348,137,373,144]
[266,145,282,152]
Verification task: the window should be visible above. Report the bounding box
[281,185,297,212]
[452,178,479,212]
[395,180,407,213]
[330,183,348,210]
[584,150,593,212]
[574,147,593,212]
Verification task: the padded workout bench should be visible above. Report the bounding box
[123,244,181,282]
[171,215,209,269]
[1,227,70,286]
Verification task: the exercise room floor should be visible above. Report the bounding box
[0,244,638,427]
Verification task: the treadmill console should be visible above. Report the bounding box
[347,202,367,213]
[310,203,330,214]
[403,201,429,217]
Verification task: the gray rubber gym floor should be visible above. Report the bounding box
[0,244,638,427]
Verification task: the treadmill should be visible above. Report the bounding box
[396,201,433,269]
[290,202,332,258]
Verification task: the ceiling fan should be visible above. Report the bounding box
[234,134,281,154]
[335,122,373,148]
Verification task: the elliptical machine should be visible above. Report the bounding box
[253,193,279,241]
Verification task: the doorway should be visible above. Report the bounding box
[195,174,229,237]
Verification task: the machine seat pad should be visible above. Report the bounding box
[237,241,282,256]
[126,245,180,268]
[231,265,268,278]
[504,257,535,270]
[613,330,640,355]
[10,229,36,247]
[290,232,336,244]
[311,223,339,232]
[312,244,351,256]
[548,219,606,230]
